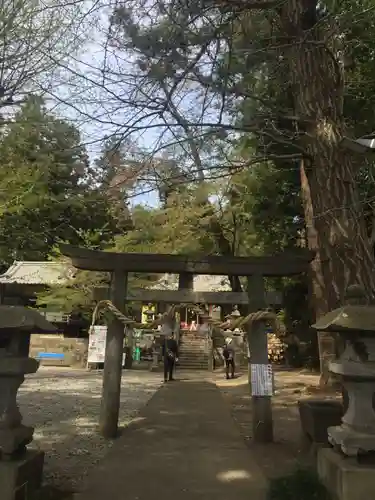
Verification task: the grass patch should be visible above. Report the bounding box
[267,467,331,500]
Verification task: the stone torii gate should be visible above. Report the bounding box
[60,244,313,442]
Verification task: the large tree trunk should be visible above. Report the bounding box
[300,160,337,378]
[281,1,375,374]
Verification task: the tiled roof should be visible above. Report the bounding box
[0,261,73,285]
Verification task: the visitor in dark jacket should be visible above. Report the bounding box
[162,332,179,382]
[223,339,235,380]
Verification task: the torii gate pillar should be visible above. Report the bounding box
[99,270,128,438]
[247,274,274,443]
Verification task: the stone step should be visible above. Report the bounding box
[180,335,208,341]
[178,331,211,370]
[180,339,206,344]
[180,346,207,350]
[179,350,207,354]
[178,359,209,363]
[179,346,207,351]
[179,336,210,368]
[180,356,208,361]
[180,344,207,348]
[180,342,206,345]
[179,354,209,359]
[180,345,207,351]
[180,336,207,339]
[179,352,208,357]
[179,367,209,371]
[178,352,209,359]
[179,350,209,356]
[178,367,209,370]
[177,363,209,370]
[179,353,208,358]
[180,348,207,352]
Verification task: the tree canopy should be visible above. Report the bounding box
[1,0,375,354]
[0,97,126,268]
[82,0,375,314]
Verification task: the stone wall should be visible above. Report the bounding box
[29,334,88,368]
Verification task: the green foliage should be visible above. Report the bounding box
[0,100,133,317]
[227,165,303,255]
[37,267,109,318]
[267,468,331,500]
[35,244,108,318]
[0,97,120,268]
[115,179,248,258]
[115,198,206,255]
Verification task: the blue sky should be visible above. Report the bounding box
[43,1,227,208]
[45,14,161,208]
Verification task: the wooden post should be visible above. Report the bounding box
[99,270,128,438]
[247,274,274,443]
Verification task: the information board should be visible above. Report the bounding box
[250,364,274,396]
[88,325,125,366]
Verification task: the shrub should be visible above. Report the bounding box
[267,468,331,500]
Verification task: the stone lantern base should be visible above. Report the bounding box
[0,352,45,499]
[0,306,58,499]
[0,449,44,500]
[0,357,39,457]
[318,447,375,500]
[149,350,160,371]
[328,425,375,457]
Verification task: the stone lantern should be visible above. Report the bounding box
[313,302,375,457]
[197,311,212,370]
[0,305,56,500]
[314,296,375,500]
[223,305,241,333]
[144,303,155,324]
[198,310,211,334]
[226,305,241,323]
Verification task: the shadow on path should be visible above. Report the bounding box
[74,380,267,500]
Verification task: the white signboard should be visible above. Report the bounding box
[88,325,125,366]
[250,364,273,397]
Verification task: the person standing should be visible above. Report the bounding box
[162,332,179,382]
[223,338,235,380]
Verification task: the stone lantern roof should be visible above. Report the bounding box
[0,305,57,333]
[312,305,375,333]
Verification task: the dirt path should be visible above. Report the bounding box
[74,380,268,500]
[214,368,340,479]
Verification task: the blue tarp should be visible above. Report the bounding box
[37,352,65,359]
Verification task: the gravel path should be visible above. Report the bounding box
[18,367,162,496]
